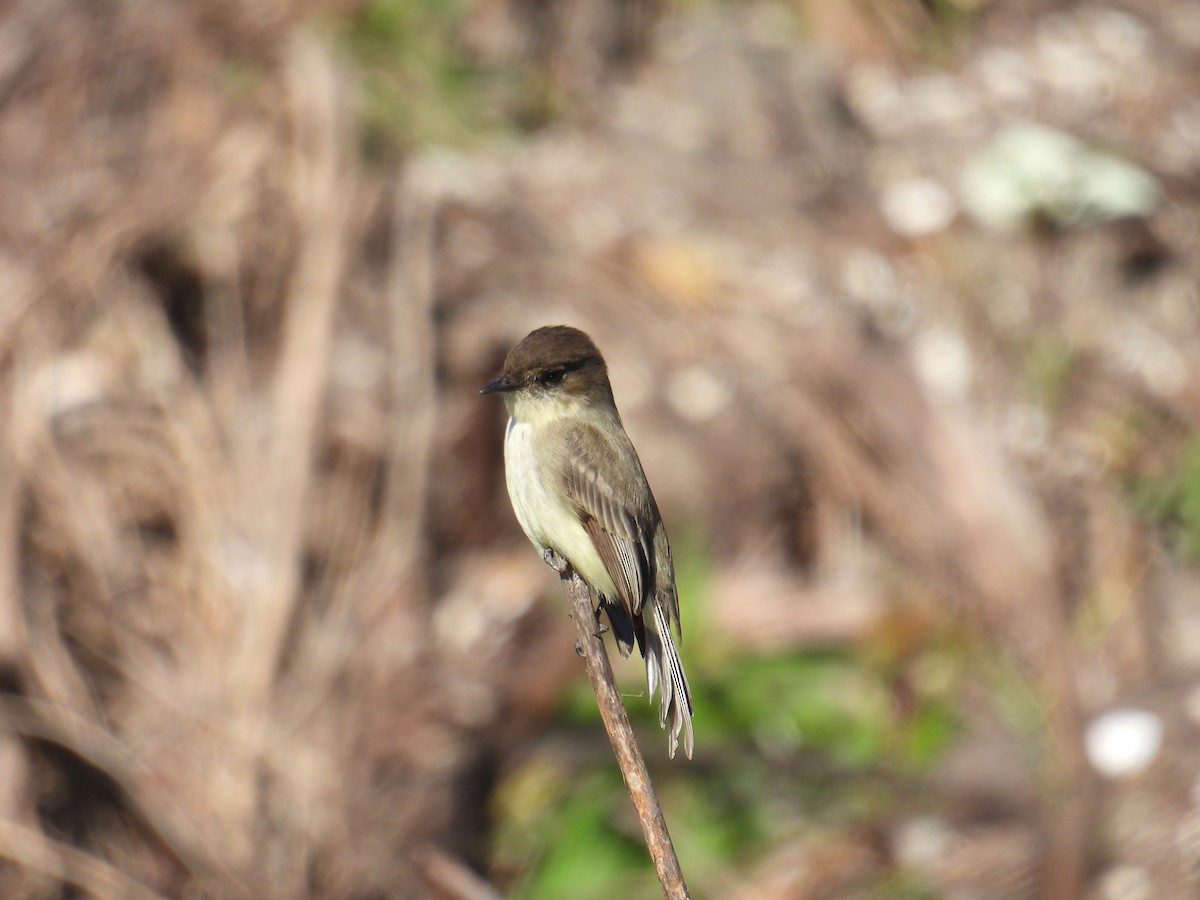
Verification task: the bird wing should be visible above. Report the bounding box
[561,425,654,627]
[563,424,694,758]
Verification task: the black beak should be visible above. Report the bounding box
[480,375,520,395]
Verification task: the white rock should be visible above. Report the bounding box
[1084,708,1163,778]
[959,121,1160,230]
[881,177,957,237]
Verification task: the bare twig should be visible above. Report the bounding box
[0,817,169,900]
[368,163,439,604]
[546,550,690,900]
[416,845,503,900]
[235,34,351,709]
[0,695,252,898]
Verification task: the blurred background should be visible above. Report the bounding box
[1,0,1198,897]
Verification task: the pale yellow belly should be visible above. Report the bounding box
[504,418,617,598]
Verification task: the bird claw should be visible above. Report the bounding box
[542,547,569,574]
[572,612,608,655]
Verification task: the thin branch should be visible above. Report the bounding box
[416,844,503,900]
[0,817,168,900]
[547,551,690,900]
[235,35,350,708]
[0,695,252,898]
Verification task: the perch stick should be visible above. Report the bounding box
[547,550,690,900]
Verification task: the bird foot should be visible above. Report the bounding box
[542,547,569,574]
[572,609,608,656]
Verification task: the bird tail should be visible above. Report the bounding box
[645,602,694,759]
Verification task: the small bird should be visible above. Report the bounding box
[481,325,694,759]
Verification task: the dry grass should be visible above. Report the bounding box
[0,2,479,896]
[2,1,1198,898]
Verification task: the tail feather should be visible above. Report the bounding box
[602,596,636,657]
[648,603,694,759]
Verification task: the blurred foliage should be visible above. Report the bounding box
[960,121,1160,231]
[332,0,563,157]
[860,872,941,900]
[1127,440,1200,563]
[492,530,960,899]
[1022,330,1076,410]
[914,0,982,61]
[334,0,494,156]
[492,765,650,900]
[334,0,485,155]
[217,55,269,101]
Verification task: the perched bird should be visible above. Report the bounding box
[481,325,694,758]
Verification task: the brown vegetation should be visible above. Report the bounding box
[1,0,1199,898]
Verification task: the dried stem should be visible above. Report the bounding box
[0,818,168,900]
[546,550,690,900]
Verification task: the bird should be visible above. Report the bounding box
[481,325,694,758]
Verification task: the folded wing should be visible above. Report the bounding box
[561,425,695,759]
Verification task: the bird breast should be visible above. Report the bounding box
[503,416,618,598]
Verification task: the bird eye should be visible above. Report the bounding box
[541,369,565,386]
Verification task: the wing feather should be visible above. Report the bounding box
[561,426,653,619]
[561,423,694,758]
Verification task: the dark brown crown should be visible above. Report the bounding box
[503,325,607,382]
